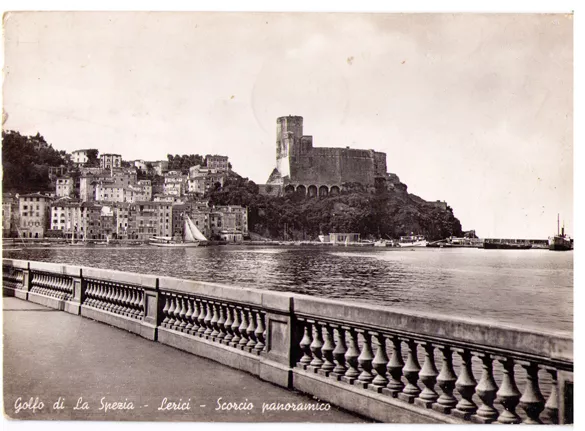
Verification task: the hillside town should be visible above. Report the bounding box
[2,149,249,243]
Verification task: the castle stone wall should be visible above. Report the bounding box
[270,116,387,187]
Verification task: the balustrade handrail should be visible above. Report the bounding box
[3,258,572,368]
[3,258,574,424]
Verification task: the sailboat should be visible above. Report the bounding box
[149,215,208,247]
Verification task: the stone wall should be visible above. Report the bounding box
[270,116,387,187]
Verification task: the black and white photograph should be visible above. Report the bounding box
[1,4,576,427]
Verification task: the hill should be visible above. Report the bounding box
[206,176,462,241]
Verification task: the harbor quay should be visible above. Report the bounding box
[3,258,573,424]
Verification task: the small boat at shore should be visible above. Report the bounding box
[398,234,428,248]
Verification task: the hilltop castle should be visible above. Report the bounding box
[265,116,399,196]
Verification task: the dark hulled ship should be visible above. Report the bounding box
[549,214,573,251]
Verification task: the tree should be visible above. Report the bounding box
[86,149,99,167]
[2,130,69,192]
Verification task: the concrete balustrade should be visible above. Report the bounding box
[2,258,573,424]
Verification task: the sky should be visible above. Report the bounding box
[2,12,573,238]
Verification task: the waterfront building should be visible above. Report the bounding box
[134,202,172,240]
[80,202,103,240]
[206,155,229,172]
[171,201,212,239]
[209,205,248,242]
[50,199,84,239]
[18,193,52,238]
[2,193,19,237]
[100,153,122,170]
[55,177,74,198]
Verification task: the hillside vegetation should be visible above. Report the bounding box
[206,176,462,241]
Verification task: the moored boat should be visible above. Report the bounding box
[398,234,428,248]
[549,214,573,251]
[150,215,208,248]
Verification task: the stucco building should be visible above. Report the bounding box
[100,153,122,170]
[18,193,51,238]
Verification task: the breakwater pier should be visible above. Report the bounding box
[3,259,573,423]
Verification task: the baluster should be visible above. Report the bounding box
[544,368,559,424]
[167,295,177,328]
[223,305,234,343]
[130,288,139,317]
[453,349,477,420]
[433,346,457,414]
[85,282,94,306]
[114,285,124,314]
[90,282,99,307]
[107,284,116,311]
[298,321,313,368]
[496,357,522,424]
[519,362,545,424]
[137,290,145,319]
[383,335,405,397]
[202,301,213,337]
[253,312,265,352]
[238,308,249,348]
[52,277,60,298]
[356,330,375,388]
[245,309,258,351]
[172,295,182,329]
[216,304,227,341]
[472,353,499,423]
[416,342,439,408]
[115,286,124,314]
[308,321,324,372]
[341,328,360,384]
[318,324,335,375]
[96,283,105,308]
[177,297,188,330]
[120,288,130,316]
[210,302,220,338]
[331,325,347,380]
[112,285,122,313]
[398,339,421,403]
[184,298,194,333]
[197,300,207,336]
[230,306,241,346]
[103,284,112,311]
[189,299,200,334]
[66,278,73,299]
[370,333,389,392]
[130,289,140,318]
[161,295,171,327]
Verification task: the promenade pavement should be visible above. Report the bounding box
[3,297,366,422]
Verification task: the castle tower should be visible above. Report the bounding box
[276,116,303,179]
